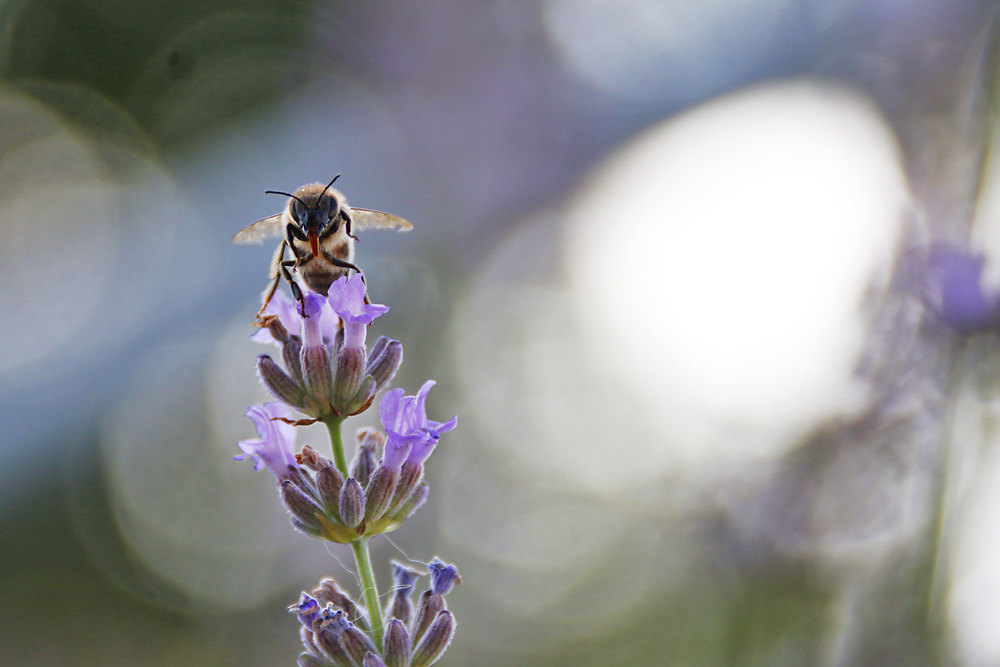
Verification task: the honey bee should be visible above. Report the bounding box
[234,175,412,324]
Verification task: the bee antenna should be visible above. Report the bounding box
[264,190,308,207]
[321,174,342,197]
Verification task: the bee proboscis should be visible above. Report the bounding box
[234,175,412,324]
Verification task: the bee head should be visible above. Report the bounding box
[267,175,343,236]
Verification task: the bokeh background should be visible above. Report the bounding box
[5,0,1000,665]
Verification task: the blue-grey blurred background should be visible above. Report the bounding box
[5,0,1000,664]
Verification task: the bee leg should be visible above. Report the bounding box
[278,260,307,316]
[325,256,363,276]
[254,239,291,326]
[325,256,370,303]
[343,212,359,242]
[253,276,282,326]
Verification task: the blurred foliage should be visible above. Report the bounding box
[3,0,1000,665]
[0,0,320,150]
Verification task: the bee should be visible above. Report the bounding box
[234,175,412,324]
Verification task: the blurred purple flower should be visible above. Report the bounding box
[327,275,389,349]
[378,381,457,465]
[923,244,1000,333]
[234,402,298,480]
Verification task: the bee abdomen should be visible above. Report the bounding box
[301,267,346,296]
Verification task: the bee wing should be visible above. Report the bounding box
[352,208,413,232]
[233,214,284,244]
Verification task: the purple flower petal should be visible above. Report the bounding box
[377,382,457,466]
[428,558,461,596]
[300,292,329,348]
[234,402,298,480]
[382,438,412,471]
[327,275,389,349]
[378,388,408,438]
[391,560,421,593]
[289,593,321,629]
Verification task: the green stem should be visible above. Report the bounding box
[323,415,348,474]
[325,416,385,647]
[352,537,385,649]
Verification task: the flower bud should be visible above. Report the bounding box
[314,611,354,667]
[313,578,364,630]
[298,445,333,471]
[382,618,411,667]
[411,611,455,667]
[386,561,421,625]
[348,376,378,415]
[391,482,428,523]
[297,652,334,667]
[266,315,291,343]
[316,466,346,517]
[387,460,424,516]
[411,589,445,647]
[363,653,387,667]
[391,560,421,591]
[330,326,344,358]
[342,625,378,666]
[364,466,399,523]
[351,436,378,488]
[334,346,367,404]
[367,339,403,392]
[357,428,386,452]
[257,355,306,409]
[291,517,323,537]
[281,480,324,534]
[299,625,323,661]
[367,336,389,364]
[301,345,334,402]
[282,334,305,385]
[286,464,316,496]
[386,594,412,628]
[339,478,365,529]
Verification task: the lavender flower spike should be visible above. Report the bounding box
[234,402,298,480]
[327,274,389,350]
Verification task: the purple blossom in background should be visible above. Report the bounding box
[328,274,390,349]
[923,244,1000,334]
[233,402,298,480]
[379,381,458,465]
